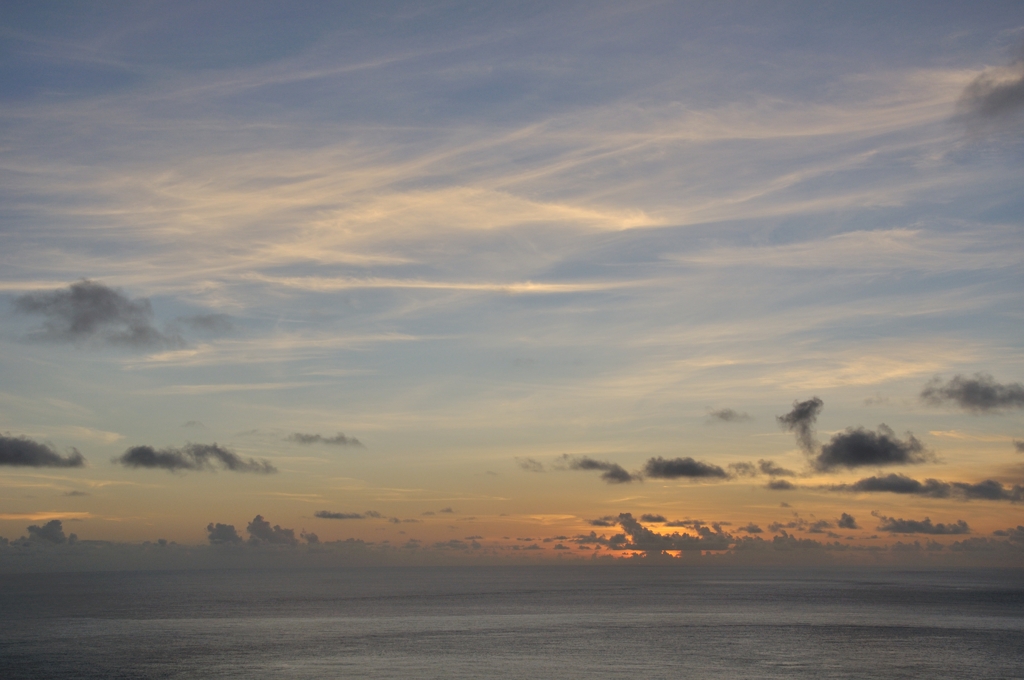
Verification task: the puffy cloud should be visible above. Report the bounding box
[640,514,666,523]
[1015,440,1024,453]
[0,434,85,467]
[707,408,751,423]
[115,443,276,473]
[920,374,1024,413]
[27,519,75,544]
[777,397,823,453]
[643,456,728,479]
[837,513,859,530]
[286,432,363,447]
[206,523,242,545]
[874,514,970,535]
[13,280,180,348]
[246,515,298,546]
[813,425,928,471]
[563,455,637,483]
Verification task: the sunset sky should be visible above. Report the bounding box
[1,1,1022,567]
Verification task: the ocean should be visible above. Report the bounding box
[1,566,1021,679]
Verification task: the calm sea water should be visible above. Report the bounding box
[1,566,1021,679]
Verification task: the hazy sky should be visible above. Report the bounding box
[1,1,1023,566]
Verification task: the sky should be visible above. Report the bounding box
[1,1,1023,569]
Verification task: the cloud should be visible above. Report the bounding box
[286,432,363,447]
[26,519,75,544]
[837,513,859,530]
[301,531,319,544]
[246,515,298,546]
[640,514,666,523]
[575,513,733,552]
[766,479,795,490]
[0,434,85,467]
[1016,440,1024,453]
[516,457,545,472]
[115,443,276,473]
[314,511,369,520]
[563,455,637,483]
[13,280,181,349]
[643,456,728,479]
[587,516,618,527]
[874,514,970,535]
[813,425,928,471]
[728,462,758,477]
[830,473,1023,502]
[739,523,763,533]
[777,397,823,453]
[206,522,242,545]
[957,48,1024,120]
[833,473,949,497]
[758,459,795,477]
[920,374,1024,413]
[707,408,751,423]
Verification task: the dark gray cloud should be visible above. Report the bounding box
[13,279,181,348]
[920,374,1024,413]
[777,397,823,453]
[564,455,637,483]
[440,507,454,514]
[115,443,276,473]
[739,523,762,533]
[830,473,1023,502]
[837,513,859,530]
[27,519,75,544]
[206,522,242,545]
[992,526,1024,544]
[957,48,1024,120]
[875,514,970,535]
[315,511,367,520]
[286,432,363,447]
[1015,440,1024,453]
[0,434,85,467]
[516,457,544,472]
[813,425,928,471]
[587,516,617,527]
[766,479,795,490]
[301,531,319,544]
[246,515,298,546]
[807,520,833,534]
[640,514,666,523]
[707,408,751,423]
[758,459,795,477]
[643,456,728,479]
